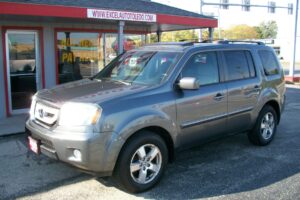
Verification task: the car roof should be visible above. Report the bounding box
[134,41,273,53]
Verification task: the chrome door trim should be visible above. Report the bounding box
[180,112,227,129]
[227,106,253,117]
[180,106,253,129]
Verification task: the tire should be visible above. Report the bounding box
[113,131,168,193]
[248,105,278,146]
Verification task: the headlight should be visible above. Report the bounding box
[29,95,37,120]
[58,102,102,126]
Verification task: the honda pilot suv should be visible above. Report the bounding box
[26,41,285,193]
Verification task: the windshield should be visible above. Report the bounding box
[94,51,181,85]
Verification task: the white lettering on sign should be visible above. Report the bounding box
[87,9,157,22]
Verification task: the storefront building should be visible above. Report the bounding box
[0,0,217,119]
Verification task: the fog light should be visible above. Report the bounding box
[72,149,82,161]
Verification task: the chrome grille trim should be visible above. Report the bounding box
[34,102,59,125]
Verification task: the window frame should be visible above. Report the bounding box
[178,50,223,87]
[221,49,257,82]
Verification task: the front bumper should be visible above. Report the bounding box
[26,120,124,176]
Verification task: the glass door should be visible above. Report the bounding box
[5,31,41,114]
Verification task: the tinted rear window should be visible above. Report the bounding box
[259,50,280,76]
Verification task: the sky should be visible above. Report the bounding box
[153,0,296,30]
[152,0,299,60]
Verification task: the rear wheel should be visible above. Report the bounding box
[114,131,168,193]
[248,105,278,146]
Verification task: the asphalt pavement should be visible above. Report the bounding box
[0,87,300,200]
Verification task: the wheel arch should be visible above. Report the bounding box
[113,126,175,173]
[264,100,281,123]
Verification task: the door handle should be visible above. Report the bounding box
[213,93,224,101]
[253,85,262,92]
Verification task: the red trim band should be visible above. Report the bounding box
[285,76,300,82]
[0,2,86,18]
[0,2,217,28]
[157,14,218,28]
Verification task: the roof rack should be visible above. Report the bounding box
[217,40,265,45]
[146,42,195,47]
[179,39,213,44]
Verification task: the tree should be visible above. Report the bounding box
[255,20,278,39]
[202,28,225,41]
[223,24,259,40]
[161,30,198,42]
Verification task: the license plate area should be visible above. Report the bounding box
[28,136,40,154]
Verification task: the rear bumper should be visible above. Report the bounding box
[25,120,124,176]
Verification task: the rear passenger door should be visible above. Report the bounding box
[221,50,260,133]
[176,51,228,147]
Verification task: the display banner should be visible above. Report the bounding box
[87,9,157,22]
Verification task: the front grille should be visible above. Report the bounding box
[34,102,59,126]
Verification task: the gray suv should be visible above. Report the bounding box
[26,41,285,193]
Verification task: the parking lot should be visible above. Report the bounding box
[0,86,300,200]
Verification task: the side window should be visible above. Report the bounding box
[181,51,219,86]
[223,50,252,81]
[258,50,280,76]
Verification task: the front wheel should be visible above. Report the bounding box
[114,131,168,193]
[248,105,278,146]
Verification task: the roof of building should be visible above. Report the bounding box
[0,0,213,19]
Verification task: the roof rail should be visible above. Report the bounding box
[217,40,265,45]
[179,39,214,44]
[146,42,194,47]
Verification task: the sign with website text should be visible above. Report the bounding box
[87,9,157,23]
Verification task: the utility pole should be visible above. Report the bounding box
[199,0,203,42]
[289,0,299,79]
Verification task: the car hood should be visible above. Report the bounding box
[36,79,149,107]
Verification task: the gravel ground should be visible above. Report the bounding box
[0,87,300,200]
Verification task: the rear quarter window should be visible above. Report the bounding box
[258,50,280,76]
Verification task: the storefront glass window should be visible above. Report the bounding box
[57,32,104,84]
[57,32,144,84]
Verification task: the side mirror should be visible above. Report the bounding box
[178,77,199,90]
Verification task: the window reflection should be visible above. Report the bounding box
[57,32,104,83]
[9,33,36,74]
[57,32,145,84]
[105,34,144,65]
[8,32,37,110]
